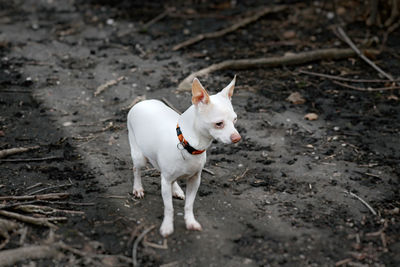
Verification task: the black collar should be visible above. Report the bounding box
[176,124,205,155]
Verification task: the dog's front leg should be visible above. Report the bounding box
[184,172,202,231]
[160,174,174,237]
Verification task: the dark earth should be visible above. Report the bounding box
[0,0,399,266]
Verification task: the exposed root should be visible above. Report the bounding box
[178,48,378,91]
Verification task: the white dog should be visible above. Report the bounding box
[127,77,241,237]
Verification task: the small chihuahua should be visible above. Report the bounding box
[127,76,241,237]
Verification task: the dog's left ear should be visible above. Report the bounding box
[220,75,236,100]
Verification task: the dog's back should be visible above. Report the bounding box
[127,99,179,167]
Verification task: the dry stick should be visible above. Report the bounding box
[337,26,394,82]
[345,191,377,216]
[26,182,43,191]
[177,48,378,91]
[161,97,182,114]
[298,70,400,83]
[234,168,249,181]
[172,5,287,51]
[28,183,72,196]
[0,155,63,163]
[14,205,85,215]
[0,192,70,201]
[0,145,39,159]
[143,237,168,250]
[141,7,174,31]
[0,245,61,267]
[94,76,126,96]
[332,80,400,91]
[0,210,62,228]
[335,258,353,266]
[122,95,146,111]
[132,225,156,267]
[203,168,215,176]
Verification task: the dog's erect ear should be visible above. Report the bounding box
[220,75,236,100]
[192,78,210,105]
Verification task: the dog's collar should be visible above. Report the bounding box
[176,124,205,155]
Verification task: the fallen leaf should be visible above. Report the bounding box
[286,92,306,104]
[304,113,318,120]
[283,30,296,39]
[387,94,399,101]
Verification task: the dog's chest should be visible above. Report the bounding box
[174,154,205,179]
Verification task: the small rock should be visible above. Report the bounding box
[333,126,340,131]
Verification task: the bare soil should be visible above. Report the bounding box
[0,0,399,266]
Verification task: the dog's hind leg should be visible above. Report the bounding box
[128,126,147,198]
[172,181,185,200]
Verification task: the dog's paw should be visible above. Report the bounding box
[172,189,185,200]
[185,219,202,231]
[172,183,185,200]
[133,188,144,199]
[160,221,174,237]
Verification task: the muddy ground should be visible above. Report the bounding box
[0,0,399,266]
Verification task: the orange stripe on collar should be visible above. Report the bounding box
[176,124,205,155]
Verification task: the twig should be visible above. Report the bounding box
[28,183,72,195]
[299,70,400,83]
[101,195,127,199]
[335,258,352,266]
[143,236,168,250]
[177,48,378,91]
[0,192,70,201]
[26,182,43,191]
[383,20,400,47]
[332,80,400,91]
[234,168,249,181]
[0,155,63,163]
[94,76,126,96]
[0,245,61,267]
[14,205,84,215]
[122,95,146,111]
[161,97,182,114]
[344,191,377,216]
[0,210,63,228]
[336,26,394,82]
[141,7,175,31]
[132,225,155,267]
[203,168,215,176]
[0,145,39,159]
[172,5,287,51]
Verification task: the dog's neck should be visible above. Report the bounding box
[178,105,213,152]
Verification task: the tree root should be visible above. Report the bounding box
[177,48,379,91]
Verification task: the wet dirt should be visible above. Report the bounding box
[0,0,399,266]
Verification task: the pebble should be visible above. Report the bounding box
[106,18,114,25]
[333,126,340,131]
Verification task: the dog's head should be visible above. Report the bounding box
[191,76,241,144]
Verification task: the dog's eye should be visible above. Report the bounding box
[215,121,224,129]
[233,117,237,124]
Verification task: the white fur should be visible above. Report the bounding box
[127,77,240,237]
